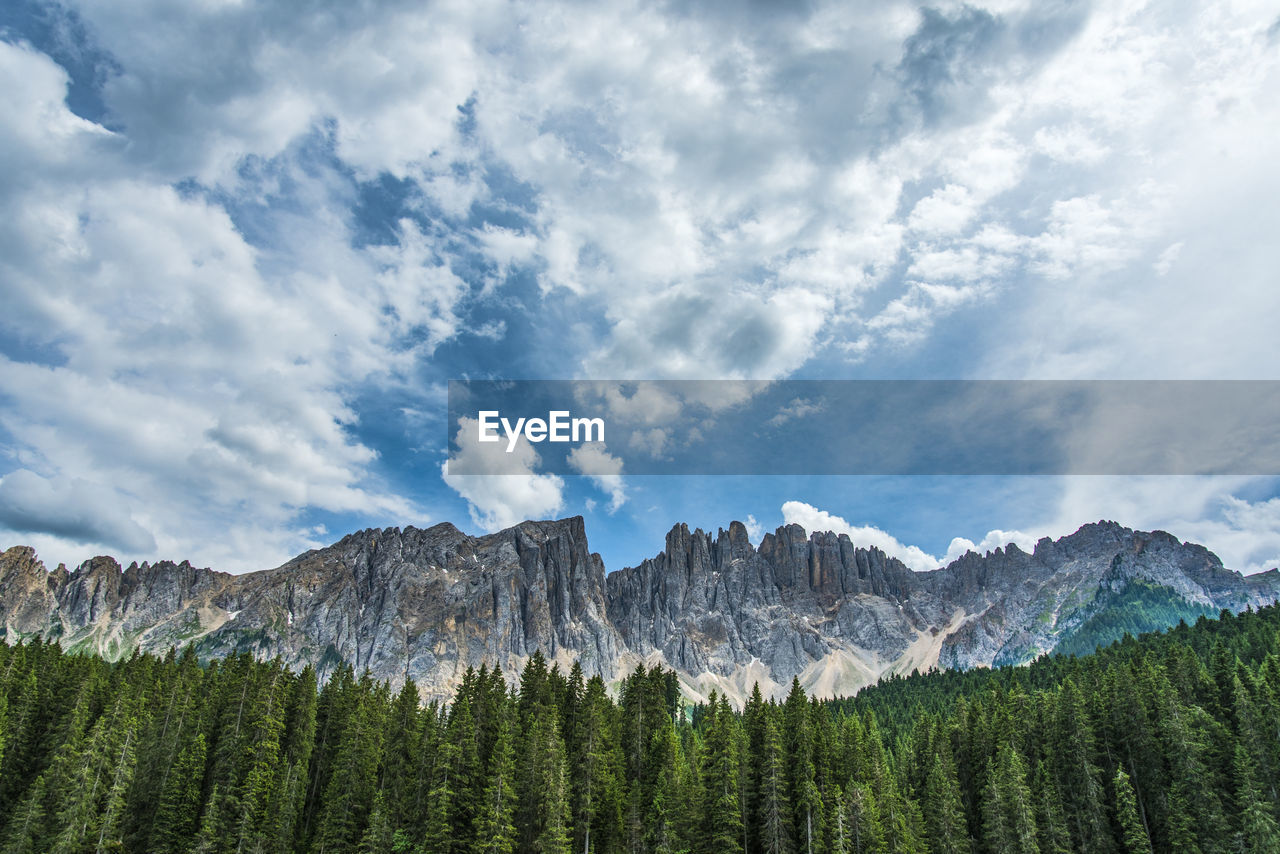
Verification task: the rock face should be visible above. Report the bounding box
[0,518,619,699]
[603,519,1280,701]
[2,517,1278,702]
[604,521,942,701]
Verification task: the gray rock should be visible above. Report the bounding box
[2,517,1278,704]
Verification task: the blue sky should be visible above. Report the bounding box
[1,0,1279,575]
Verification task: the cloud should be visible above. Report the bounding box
[476,223,540,276]
[907,184,977,236]
[767,397,824,428]
[1033,124,1109,166]
[567,444,627,512]
[16,0,1276,393]
[0,42,430,572]
[442,417,565,531]
[0,469,156,553]
[861,281,988,350]
[1152,241,1182,277]
[897,5,1005,125]
[628,428,670,460]
[584,382,683,426]
[3,0,1279,573]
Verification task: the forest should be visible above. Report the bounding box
[1,604,1279,853]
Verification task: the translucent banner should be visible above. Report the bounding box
[445,380,1280,475]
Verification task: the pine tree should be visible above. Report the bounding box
[423,702,461,854]
[315,681,388,853]
[0,669,41,815]
[827,784,848,854]
[757,712,794,854]
[981,746,1039,854]
[301,661,358,849]
[645,721,684,854]
[573,675,622,854]
[447,695,485,845]
[844,783,885,854]
[1051,680,1111,852]
[1032,760,1072,854]
[1165,777,1204,854]
[535,716,573,854]
[700,695,745,854]
[1232,741,1280,854]
[380,679,421,827]
[234,666,289,853]
[474,709,517,854]
[1113,768,1152,854]
[923,748,971,854]
[358,792,396,854]
[149,731,208,854]
[783,679,820,854]
[192,784,233,854]
[743,683,767,854]
[48,695,141,854]
[122,646,202,853]
[0,774,46,854]
[272,666,318,852]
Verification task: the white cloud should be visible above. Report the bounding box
[477,224,540,274]
[3,0,1280,572]
[0,42,434,572]
[19,0,1276,391]
[1033,124,1109,165]
[976,1,1280,380]
[17,0,1274,389]
[863,281,988,349]
[628,428,670,460]
[908,184,977,236]
[767,398,824,428]
[0,469,155,554]
[442,417,565,531]
[1028,193,1156,281]
[567,444,627,512]
[66,0,491,183]
[1152,241,1183,276]
[583,382,683,426]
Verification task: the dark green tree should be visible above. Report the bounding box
[981,746,1039,854]
[1113,768,1151,854]
[700,695,744,854]
[474,708,517,854]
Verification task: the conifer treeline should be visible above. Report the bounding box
[1,606,1279,853]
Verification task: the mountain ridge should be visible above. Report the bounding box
[2,516,1277,703]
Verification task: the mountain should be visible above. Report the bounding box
[2,517,1277,702]
[605,519,1280,701]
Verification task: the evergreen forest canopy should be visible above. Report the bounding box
[0,607,1279,854]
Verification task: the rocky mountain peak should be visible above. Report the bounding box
[2,515,1278,705]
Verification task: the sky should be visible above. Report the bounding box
[1,0,1279,577]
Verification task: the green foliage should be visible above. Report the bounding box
[1112,768,1151,854]
[1053,578,1216,658]
[1,604,1279,852]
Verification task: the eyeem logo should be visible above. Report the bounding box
[477,410,605,452]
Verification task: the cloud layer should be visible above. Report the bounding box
[1,1,1278,569]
